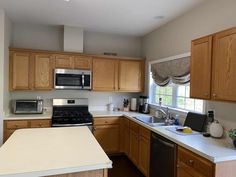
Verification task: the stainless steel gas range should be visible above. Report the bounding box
[51,98,93,128]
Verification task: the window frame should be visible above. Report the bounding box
[148,53,206,114]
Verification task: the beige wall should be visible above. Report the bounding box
[0,10,12,145]
[142,0,236,130]
[84,31,141,57]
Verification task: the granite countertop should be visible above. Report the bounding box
[0,127,112,177]
[4,110,236,163]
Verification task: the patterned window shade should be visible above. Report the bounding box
[151,57,190,86]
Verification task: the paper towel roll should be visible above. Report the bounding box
[131,98,137,111]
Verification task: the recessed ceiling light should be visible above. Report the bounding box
[64,0,70,2]
[154,16,165,20]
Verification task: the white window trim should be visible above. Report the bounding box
[148,52,206,114]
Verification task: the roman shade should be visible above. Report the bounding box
[151,57,190,86]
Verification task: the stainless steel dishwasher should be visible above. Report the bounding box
[150,133,177,177]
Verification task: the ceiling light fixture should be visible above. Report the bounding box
[64,0,70,2]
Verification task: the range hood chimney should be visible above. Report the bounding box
[63,26,84,53]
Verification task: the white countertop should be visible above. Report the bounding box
[91,111,236,163]
[4,113,52,120]
[4,110,236,163]
[0,127,112,177]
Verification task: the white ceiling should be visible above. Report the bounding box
[0,0,205,36]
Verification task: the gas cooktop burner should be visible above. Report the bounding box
[51,99,93,127]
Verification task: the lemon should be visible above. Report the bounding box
[183,127,193,134]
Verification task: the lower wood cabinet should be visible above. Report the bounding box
[129,127,140,166]
[4,119,51,142]
[93,117,120,154]
[177,146,214,177]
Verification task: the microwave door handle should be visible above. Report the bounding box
[82,73,85,89]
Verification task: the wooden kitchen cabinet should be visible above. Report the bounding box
[129,121,140,166]
[10,51,33,90]
[92,58,118,91]
[30,119,51,128]
[74,56,92,70]
[211,28,236,101]
[177,146,214,177]
[122,118,130,156]
[54,54,74,69]
[190,36,212,99]
[93,117,120,154]
[138,127,150,177]
[119,60,143,92]
[33,53,54,90]
[4,119,51,142]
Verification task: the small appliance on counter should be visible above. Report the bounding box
[12,99,43,114]
[209,120,223,138]
[138,96,149,114]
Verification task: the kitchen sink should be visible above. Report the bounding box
[133,115,166,127]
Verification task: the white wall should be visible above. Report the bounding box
[12,23,63,51]
[142,0,236,130]
[0,10,12,145]
[84,31,141,57]
[0,10,5,145]
[12,23,142,58]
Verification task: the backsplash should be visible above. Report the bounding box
[8,91,140,114]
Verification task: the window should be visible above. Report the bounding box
[150,79,204,113]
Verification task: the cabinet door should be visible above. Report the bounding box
[119,60,143,92]
[124,124,130,156]
[92,58,118,91]
[74,56,92,70]
[10,52,32,90]
[190,36,212,99]
[54,54,74,69]
[129,129,139,166]
[139,136,150,177]
[30,119,51,128]
[33,53,54,90]
[212,28,236,101]
[93,125,120,153]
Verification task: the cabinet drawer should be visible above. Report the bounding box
[93,117,120,125]
[30,119,51,128]
[178,146,214,177]
[5,120,29,129]
[130,121,139,133]
[140,126,150,140]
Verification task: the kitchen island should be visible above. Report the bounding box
[0,127,112,177]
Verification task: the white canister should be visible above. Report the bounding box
[209,120,224,138]
[130,98,137,111]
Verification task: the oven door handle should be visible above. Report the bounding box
[82,72,85,89]
[52,123,93,127]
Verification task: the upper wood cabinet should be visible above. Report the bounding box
[191,27,236,102]
[119,60,143,92]
[74,56,92,70]
[10,52,33,90]
[92,57,144,92]
[54,54,92,70]
[211,28,236,101]
[92,58,118,91]
[54,54,74,69]
[33,53,54,90]
[190,36,212,99]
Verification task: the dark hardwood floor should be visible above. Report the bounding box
[108,155,145,177]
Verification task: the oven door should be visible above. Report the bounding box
[13,100,43,114]
[54,69,91,90]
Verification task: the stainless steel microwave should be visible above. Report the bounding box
[54,69,91,90]
[12,100,43,114]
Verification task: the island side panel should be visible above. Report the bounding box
[48,169,108,177]
[215,160,236,177]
